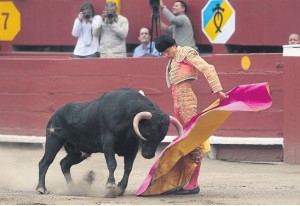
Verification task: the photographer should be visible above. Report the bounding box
[93,1,129,58]
[72,2,101,58]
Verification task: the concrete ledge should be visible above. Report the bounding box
[283,44,300,56]
[209,136,283,145]
[0,134,45,144]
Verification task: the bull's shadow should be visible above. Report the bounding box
[36,88,183,197]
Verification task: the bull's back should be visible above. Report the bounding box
[48,100,104,152]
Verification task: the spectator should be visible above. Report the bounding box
[288,33,300,45]
[159,0,198,51]
[133,27,160,57]
[72,2,101,58]
[94,1,129,58]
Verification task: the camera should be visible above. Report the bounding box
[82,10,92,19]
[148,0,160,18]
[106,10,116,19]
[149,0,160,10]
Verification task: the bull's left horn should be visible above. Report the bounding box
[169,116,183,137]
[133,112,152,141]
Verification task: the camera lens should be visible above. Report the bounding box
[106,11,115,19]
[83,10,91,19]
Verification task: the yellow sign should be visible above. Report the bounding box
[0,1,21,41]
[241,56,251,71]
[202,0,235,43]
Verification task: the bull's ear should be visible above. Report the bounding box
[139,90,145,96]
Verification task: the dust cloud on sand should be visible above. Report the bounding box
[0,143,112,198]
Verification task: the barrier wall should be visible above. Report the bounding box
[0,54,283,137]
[283,57,300,164]
[2,53,300,164]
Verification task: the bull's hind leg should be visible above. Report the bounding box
[60,143,91,186]
[36,134,65,194]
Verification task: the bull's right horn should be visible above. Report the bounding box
[133,112,152,141]
[169,116,183,137]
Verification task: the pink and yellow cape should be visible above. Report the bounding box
[136,82,272,196]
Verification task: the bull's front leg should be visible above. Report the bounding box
[103,147,117,189]
[116,148,139,196]
[103,150,119,198]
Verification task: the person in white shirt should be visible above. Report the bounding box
[72,2,101,58]
[93,1,129,58]
[133,27,160,57]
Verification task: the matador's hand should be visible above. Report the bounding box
[217,91,229,101]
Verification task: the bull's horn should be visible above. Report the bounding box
[133,112,152,141]
[169,116,183,137]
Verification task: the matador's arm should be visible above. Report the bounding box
[185,50,223,93]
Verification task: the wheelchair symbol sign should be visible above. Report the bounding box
[202,0,235,43]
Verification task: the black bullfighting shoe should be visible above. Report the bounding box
[173,186,200,195]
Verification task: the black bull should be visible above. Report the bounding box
[36,88,183,197]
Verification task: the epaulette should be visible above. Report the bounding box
[175,46,198,62]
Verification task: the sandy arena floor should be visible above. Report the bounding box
[0,143,299,205]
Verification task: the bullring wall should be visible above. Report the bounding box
[2,53,300,164]
[0,54,283,137]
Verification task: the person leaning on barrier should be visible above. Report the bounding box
[72,2,101,58]
[288,33,300,45]
[133,27,160,57]
[159,0,198,51]
[93,1,129,58]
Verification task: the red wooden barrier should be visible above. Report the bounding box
[0,54,283,137]
[2,53,300,164]
[283,57,300,164]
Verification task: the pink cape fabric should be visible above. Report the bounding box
[136,82,272,196]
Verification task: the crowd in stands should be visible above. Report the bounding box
[72,0,196,58]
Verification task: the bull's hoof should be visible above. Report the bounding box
[104,187,117,198]
[36,187,49,194]
[115,186,125,196]
[105,182,116,189]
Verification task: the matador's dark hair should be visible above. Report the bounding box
[154,35,177,52]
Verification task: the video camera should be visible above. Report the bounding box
[148,0,160,18]
[148,0,161,53]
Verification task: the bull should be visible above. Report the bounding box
[36,88,183,197]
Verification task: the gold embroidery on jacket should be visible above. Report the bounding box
[167,46,223,93]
